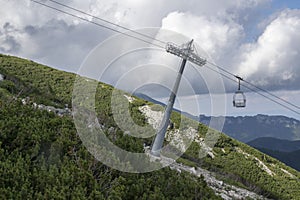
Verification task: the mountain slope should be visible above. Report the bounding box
[1,54,300,199]
[1,103,223,199]
[0,54,219,199]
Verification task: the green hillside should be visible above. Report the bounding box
[0,54,300,199]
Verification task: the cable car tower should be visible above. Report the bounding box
[150,40,207,157]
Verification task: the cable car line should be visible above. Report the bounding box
[241,83,300,115]
[205,63,300,115]
[206,61,300,111]
[46,0,167,46]
[31,0,300,115]
[243,79,300,110]
[30,0,165,49]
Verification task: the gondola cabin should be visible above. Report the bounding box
[233,91,246,108]
[233,75,246,108]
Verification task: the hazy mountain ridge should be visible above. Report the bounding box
[1,54,300,199]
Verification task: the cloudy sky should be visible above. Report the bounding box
[1,0,300,119]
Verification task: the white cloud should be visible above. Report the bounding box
[161,11,244,61]
[0,0,299,92]
[237,9,300,89]
[1,0,300,118]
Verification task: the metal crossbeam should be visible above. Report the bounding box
[166,42,207,67]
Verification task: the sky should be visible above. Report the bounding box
[0,0,300,120]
